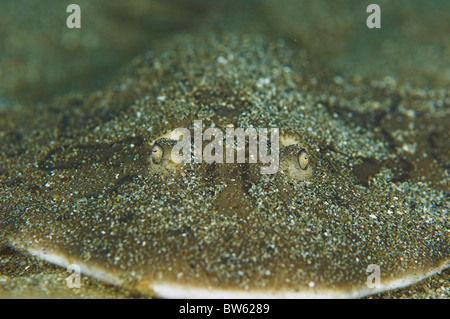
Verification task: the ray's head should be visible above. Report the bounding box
[148,130,314,183]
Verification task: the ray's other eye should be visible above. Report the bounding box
[151,143,164,164]
[298,148,309,170]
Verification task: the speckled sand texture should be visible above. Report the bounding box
[1,32,448,298]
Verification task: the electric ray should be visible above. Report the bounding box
[0,32,449,298]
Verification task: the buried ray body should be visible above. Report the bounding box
[0,33,449,298]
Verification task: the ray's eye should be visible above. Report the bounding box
[151,144,164,164]
[298,148,309,170]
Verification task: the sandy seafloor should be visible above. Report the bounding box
[0,0,449,298]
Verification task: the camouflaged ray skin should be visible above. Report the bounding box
[0,32,449,297]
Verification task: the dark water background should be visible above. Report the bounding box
[1,0,449,106]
